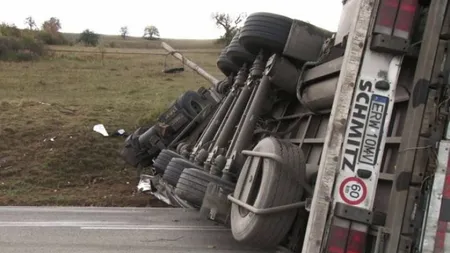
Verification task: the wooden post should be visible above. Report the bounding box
[161,42,220,87]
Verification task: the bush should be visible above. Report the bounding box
[78,29,100,47]
[0,23,22,37]
[36,31,68,45]
[0,24,49,61]
[0,36,46,62]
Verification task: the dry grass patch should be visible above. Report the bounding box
[0,45,225,206]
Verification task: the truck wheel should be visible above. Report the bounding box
[230,137,306,247]
[217,48,239,77]
[175,168,235,208]
[163,158,203,186]
[176,91,208,118]
[239,12,293,55]
[226,32,256,67]
[153,149,184,174]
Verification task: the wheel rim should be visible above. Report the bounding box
[238,158,263,217]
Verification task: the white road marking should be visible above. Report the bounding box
[81,225,229,231]
[0,221,128,227]
[0,206,175,213]
[0,221,229,231]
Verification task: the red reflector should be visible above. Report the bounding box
[326,225,349,253]
[374,0,400,35]
[393,0,418,39]
[443,173,450,199]
[434,221,447,253]
[346,230,367,253]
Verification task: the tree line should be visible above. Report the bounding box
[0,12,246,61]
[21,16,162,47]
[21,12,245,46]
[119,13,246,45]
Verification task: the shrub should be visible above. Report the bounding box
[78,29,100,47]
[0,23,22,37]
[0,36,46,62]
[36,31,68,45]
[0,23,48,62]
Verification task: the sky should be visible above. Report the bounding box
[0,0,343,39]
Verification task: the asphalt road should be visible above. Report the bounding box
[0,207,269,253]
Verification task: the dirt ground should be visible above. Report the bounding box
[0,45,224,206]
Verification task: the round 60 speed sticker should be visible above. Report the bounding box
[339,177,367,205]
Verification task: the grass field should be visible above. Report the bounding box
[0,41,225,206]
[63,32,222,50]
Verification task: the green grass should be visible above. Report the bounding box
[0,44,225,206]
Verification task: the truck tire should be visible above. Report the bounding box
[230,137,306,247]
[176,91,208,119]
[153,149,184,174]
[163,158,203,186]
[239,12,293,55]
[217,48,239,77]
[175,168,235,208]
[226,32,256,67]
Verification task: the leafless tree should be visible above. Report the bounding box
[24,16,37,30]
[212,12,246,45]
[120,26,128,39]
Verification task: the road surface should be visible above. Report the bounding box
[0,206,269,253]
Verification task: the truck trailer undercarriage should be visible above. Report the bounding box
[120,0,450,252]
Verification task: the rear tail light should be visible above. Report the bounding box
[326,224,367,253]
[346,230,367,253]
[374,0,419,40]
[393,0,419,39]
[374,0,400,35]
[327,225,349,253]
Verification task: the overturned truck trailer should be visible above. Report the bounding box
[120,0,450,252]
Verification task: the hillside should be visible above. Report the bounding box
[62,32,222,50]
